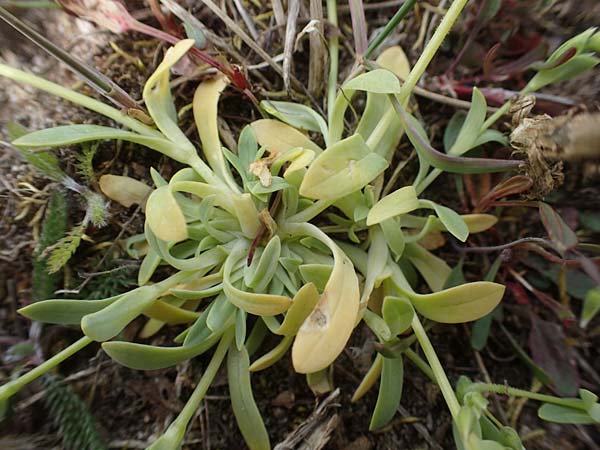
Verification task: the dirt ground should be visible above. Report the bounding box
[0,1,599,449]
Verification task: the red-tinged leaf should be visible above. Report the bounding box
[507,282,530,305]
[483,43,501,80]
[539,203,578,253]
[530,287,576,323]
[476,175,533,212]
[529,316,579,396]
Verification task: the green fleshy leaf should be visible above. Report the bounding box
[227,344,270,450]
[433,203,469,242]
[367,186,419,226]
[345,69,402,94]
[300,134,388,200]
[369,355,403,430]
[261,100,328,141]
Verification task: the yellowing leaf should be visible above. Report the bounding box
[99,174,151,208]
[289,223,360,374]
[377,46,411,80]
[223,242,291,316]
[367,186,419,226]
[405,244,451,292]
[146,185,188,242]
[299,134,388,200]
[462,214,498,233]
[251,119,322,155]
[143,39,196,159]
[193,74,239,191]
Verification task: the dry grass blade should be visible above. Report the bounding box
[272,0,286,36]
[233,0,260,41]
[283,0,301,92]
[309,0,327,96]
[274,389,340,450]
[348,0,368,57]
[159,0,246,65]
[199,0,286,79]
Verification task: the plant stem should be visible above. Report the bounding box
[0,65,160,137]
[365,0,417,59]
[404,348,436,382]
[466,383,585,410]
[148,329,233,450]
[367,0,469,152]
[411,315,461,418]
[0,336,93,400]
[326,0,339,124]
[286,199,334,224]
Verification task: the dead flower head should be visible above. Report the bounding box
[57,0,133,33]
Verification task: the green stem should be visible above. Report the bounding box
[148,329,233,450]
[0,336,93,400]
[481,101,513,131]
[364,0,417,59]
[415,168,442,194]
[286,199,334,224]
[404,348,436,382]
[466,383,585,410]
[411,315,461,418]
[0,65,160,137]
[326,0,339,124]
[367,0,469,152]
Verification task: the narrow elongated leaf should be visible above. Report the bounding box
[19,296,118,325]
[12,124,193,163]
[370,355,403,430]
[244,236,281,291]
[380,218,406,258]
[352,354,383,402]
[526,54,600,93]
[345,69,401,94]
[300,134,388,200]
[538,404,596,424]
[193,74,238,190]
[102,332,221,370]
[389,96,521,173]
[249,335,293,371]
[82,284,162,341]
[367,186,419,226]
[146,185,188,243]
[581,287,600,328]
[539,202,578,253]
[142,298,199,324]
[223,243,291,316]
[433,203,469,242]
[143,39,196,157]
[227,344,270,450]
[448,88,487,156]
[405,243,451,292]
[360,228,389,307]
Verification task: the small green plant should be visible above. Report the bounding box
[43,374,107,450]
[1,2,599,450]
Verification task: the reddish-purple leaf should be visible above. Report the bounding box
[529,316,579,396]
[539,202,578,254]
[476,175,533,212]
